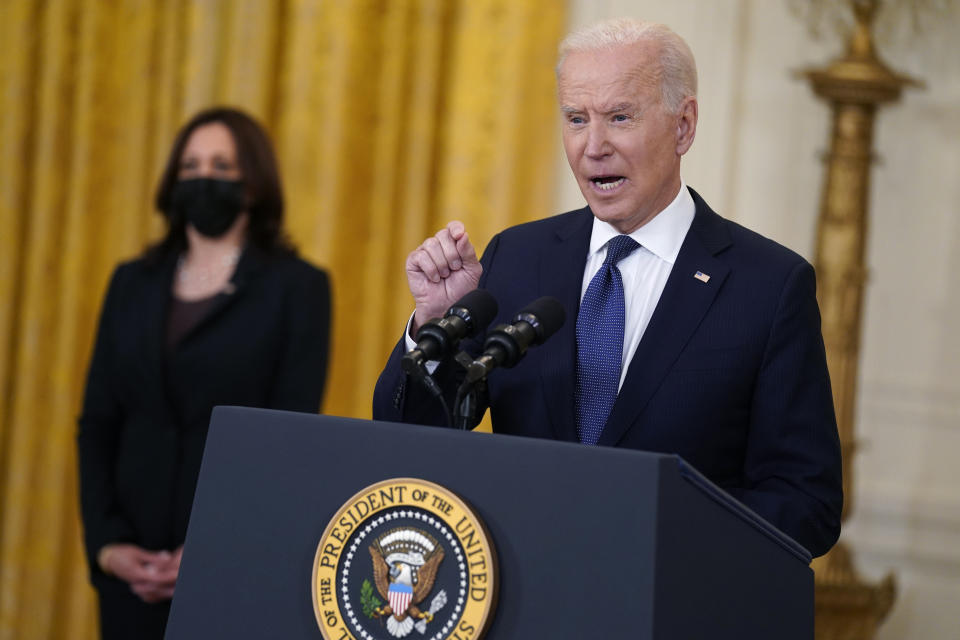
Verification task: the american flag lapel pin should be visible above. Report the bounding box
[694,270,711,283]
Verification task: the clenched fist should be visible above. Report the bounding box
[405,221,482,334]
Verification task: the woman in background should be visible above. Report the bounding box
[77,107,330,639]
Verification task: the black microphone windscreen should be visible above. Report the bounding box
[516,296,565,342]
[449,289,498,333]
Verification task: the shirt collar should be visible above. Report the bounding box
[588,180,696,264]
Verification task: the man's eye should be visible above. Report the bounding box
[613,114,629,122]
[569,116,585,125]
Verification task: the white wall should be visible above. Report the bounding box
[557,2,960,638]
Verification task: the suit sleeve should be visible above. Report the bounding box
[726,260,843,557]
[267,264,331,413]
[76,266,137,572]
[372,234,502,425]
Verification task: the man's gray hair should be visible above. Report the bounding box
[557,17,698,114]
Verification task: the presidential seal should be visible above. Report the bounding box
[312,478,498,640]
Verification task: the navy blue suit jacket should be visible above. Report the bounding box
[373,188,842,557]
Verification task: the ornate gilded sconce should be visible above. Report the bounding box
[794,0,926,637]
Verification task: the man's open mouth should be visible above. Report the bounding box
[590,176,626,191]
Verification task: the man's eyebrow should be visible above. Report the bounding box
[601,102,634,114]
[560,102,635,115]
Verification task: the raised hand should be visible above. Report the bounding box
[405,221,482,334]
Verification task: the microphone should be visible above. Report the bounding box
[465,296,566,383]
[401,289,498,375]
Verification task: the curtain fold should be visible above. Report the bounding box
[0,1,566,637]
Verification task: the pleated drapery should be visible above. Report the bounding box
[0,1,566,637]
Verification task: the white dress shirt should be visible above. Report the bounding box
[405,182,696,384]
[582,182,695,390]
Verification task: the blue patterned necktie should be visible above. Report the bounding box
[576,235,640,445]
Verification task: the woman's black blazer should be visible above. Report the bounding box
[77,246,330,573]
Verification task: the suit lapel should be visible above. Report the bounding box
[141,254,176,386]
[597,191,733,447]
[539,209,593,443]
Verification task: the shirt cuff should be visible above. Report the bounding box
[404,311,440,375]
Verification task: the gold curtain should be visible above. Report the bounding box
[0,1,566,637]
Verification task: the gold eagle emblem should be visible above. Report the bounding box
[369,527,446,638]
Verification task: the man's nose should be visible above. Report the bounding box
[584,123,612,159]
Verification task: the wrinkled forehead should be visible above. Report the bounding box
[557,43,662,106]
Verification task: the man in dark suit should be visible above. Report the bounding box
[373,18,842,557]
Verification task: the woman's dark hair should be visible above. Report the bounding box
[148,106,294,260]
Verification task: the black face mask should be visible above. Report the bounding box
[170,178,246,238]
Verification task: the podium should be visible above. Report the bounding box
[165,407,813,639]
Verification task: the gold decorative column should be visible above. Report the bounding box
[800,1,919,637]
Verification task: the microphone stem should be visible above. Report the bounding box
[404,363,453,428]
[454,378,485,431]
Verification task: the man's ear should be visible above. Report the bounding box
[676,97,698,156]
